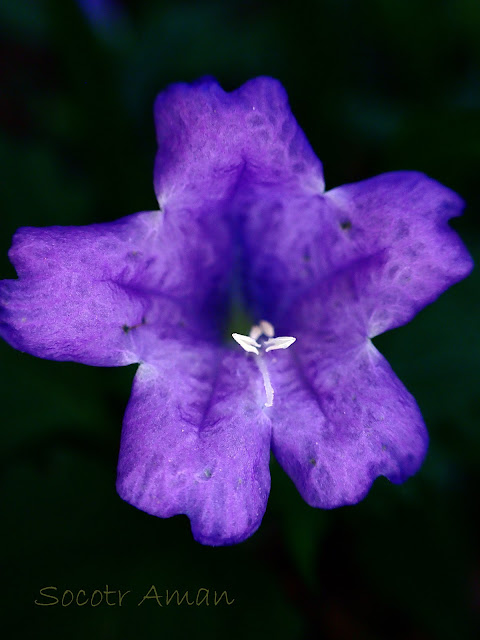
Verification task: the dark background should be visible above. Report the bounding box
[1,1,479,638]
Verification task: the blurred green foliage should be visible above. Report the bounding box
[1,1,479,638]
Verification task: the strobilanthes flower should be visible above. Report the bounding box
[0,78,473,545]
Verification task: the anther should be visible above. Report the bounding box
[232,320,296,407]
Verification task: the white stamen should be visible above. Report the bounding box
[232,333,260,355]
[259,320,275,338]
[255,355,274,407]
[232,320,296,407]
[249,324,262,341]
[264,336,296,352]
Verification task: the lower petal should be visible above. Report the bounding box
[269,341,428,508]
[116,341,271,545]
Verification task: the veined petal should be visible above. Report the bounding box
[242,171,472,330]
[269,340,428,508]
[153,76,324,214]
[116,341,271,545]
[0,211,230,365]
[324,171,473,335]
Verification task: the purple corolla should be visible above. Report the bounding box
[0,78,472,545]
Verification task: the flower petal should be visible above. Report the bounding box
[254,171,473,333]
[116,341,271,545]
[0,211,230,365]
[324,171,473,335]
[269,339,428,508]
[153,76,324,212]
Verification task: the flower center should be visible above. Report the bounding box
[232,320,296,407]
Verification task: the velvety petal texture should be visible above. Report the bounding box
[323,172,473,336]
[240,172,473,330]
[153,77,324,220]
[0,210,231,365]
[269,340,428,508]
[0,76,473,545]
[116,341,271,545]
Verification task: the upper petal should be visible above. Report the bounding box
[116,341,272,545]
[269,339,428,508]
[153,76,324,212]
[260,171,473,334]
[0,210,230,365]
[324,171,473,335]
[239,171,472,330]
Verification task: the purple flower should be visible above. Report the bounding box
[0,78,472,545]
